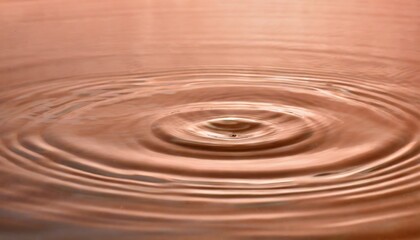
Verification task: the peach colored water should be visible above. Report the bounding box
[0,1,419,239]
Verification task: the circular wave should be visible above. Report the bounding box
[0,67,419,238]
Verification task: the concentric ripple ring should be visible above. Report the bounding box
[0,67,419,238]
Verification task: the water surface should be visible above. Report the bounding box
[0,1,419,239]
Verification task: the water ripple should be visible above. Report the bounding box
[0,67,419,238]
